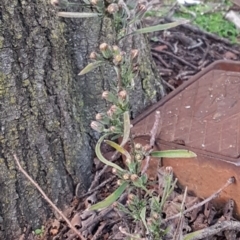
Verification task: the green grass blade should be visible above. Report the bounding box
[89,182,128,210]
[151,150,197,158]
[105,140,132,160]
[57,12,100,18]
[78,61,104,75]
[96,135,125,172]
[120,111,131,147]
[135,20,189,34]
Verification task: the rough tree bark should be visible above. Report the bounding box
[0,0,164,238]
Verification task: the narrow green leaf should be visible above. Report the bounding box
[105,140,131,160]
[57,12,100,18]
[96,135,125,172]
[140,207,149,234]
[151,150,197,158]
[135,20,189,34]
[89,182,128,210]
[120,111,131,147]
[183,230,202,240]
[78,61,104,75]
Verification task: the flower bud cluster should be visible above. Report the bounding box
[90,86,129,134]
[89,43,125,66]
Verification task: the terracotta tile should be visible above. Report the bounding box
[132,60,240,217]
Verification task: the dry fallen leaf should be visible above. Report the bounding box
[153,45,168,51]
[50,219,61,236]
[70,212,82,228]
[224,51,237,60]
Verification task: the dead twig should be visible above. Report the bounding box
[199,41,210,65]
[141,111,161,175]
[79,175,116,199]
[150,111,161,148]
[176,71,196,80]
[13,154,86,240]
[151,49,198,70]
[165,177,235,221]
[92,221,106,240]
[184,220,240,240]
[173,187,188,240]
[151,38,175,53]
[119,226,146,239]
[152,52,170,68]
[162,79,175,90]
[88,152,120,192]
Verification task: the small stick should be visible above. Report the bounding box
[79,175,116,198]
[184,220,240,240]
[162,79,175,90]
[173,187,188,239]
[92,221,106,240]
[151,49,198,70]
[141,155,150,175]
[13,154,86,240]
[88,152,120,192]
[152,38,175,53]
[150,111,161,148]
[152,52,170,68]
[142,111,161,175]
[119,226,146,240]
[165,177,235,221]
[176,71,195,80]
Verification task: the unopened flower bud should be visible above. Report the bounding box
[90,121,104,133]
[113,54,122,65]
[135,153,142,161]
[102,91,117,103]
[118,90,127,100]
[147,218,154,225]
[95,113,103,120]
[166,166,173,174]
[134,143,142,150]
[123,173,130,180]
[112,201,118,207]
[107,3,119,14]
[130,174,138,181]
[112,168,117,174]
[125,158,131,164]
[117,180,123,185]
[51,0,59,6]
[152,212,159,220]
[128,194,135,200]
[89,51,97,60]
[110,126,115,132]
[99,43,112,59]
[131,49,139,60]
[90,0,99,5]
[112,45,120,54]
[99,43,108,51]
[102,91,109,99]
[110,105,117,112]
[107,109,113,118]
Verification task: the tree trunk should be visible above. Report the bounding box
[0,0,164,238]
